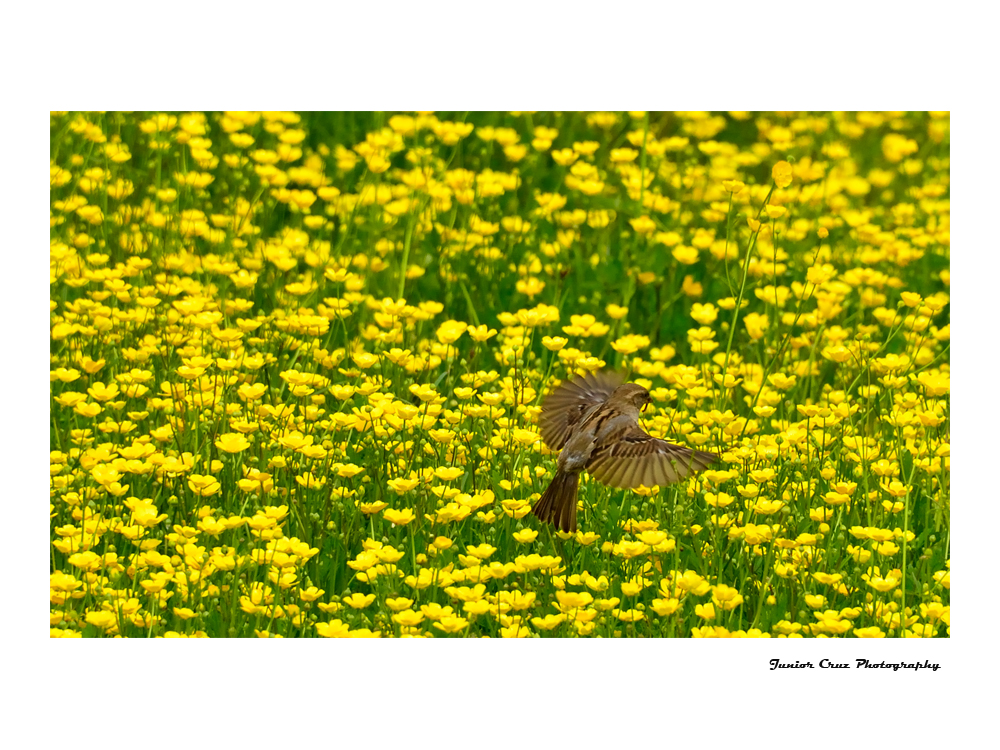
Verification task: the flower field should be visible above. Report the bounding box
[49,111,950,638]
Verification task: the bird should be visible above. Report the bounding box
[531,370,719,533]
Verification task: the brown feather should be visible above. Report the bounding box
[531,471,580,533]
[538,370,624,450]
[586,425,718,489]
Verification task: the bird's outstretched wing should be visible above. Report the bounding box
[538,370,625,451]
[585,423,718,489]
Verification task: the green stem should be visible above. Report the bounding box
[397,210,418,301]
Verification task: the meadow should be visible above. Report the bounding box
[49,111,950,637]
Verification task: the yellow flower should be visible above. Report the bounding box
[351,351,378,369]
[436,320,468,345]
[433,616,469,634]
[610,334,650,355]
[187,474,221,497]
[512,529,538,544]
[467,324,497,342]
[215,433,251,453]
[853,626,886,638]
[650,598,680,616]
[694,603,716,620]
[671,246,699,265]
[613,608,645,622]
[391,609,425,627]
[299,587,325,602]
[85,611,118,629]
[464,544,496,560]
[387,477,420,494]
[636,530,667,547]
[862,567,902,592]
[315,620,351,638]
[555,590,593,610]
[383,508,416,526]
[629,215,656,234]
[516,277,546,297]
[711,584,744,611]
[511,429,540,447]
[672,571,711,597]
[882,133,918,163]
[771,160,793,188]
[342,593,376,609]
[917,371,949,396]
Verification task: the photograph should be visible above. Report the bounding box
[48,110,951,640]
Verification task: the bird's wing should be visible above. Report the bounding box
[538,370,625,450]
[585,423,718,489]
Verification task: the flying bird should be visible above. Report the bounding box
[532,370,719,533]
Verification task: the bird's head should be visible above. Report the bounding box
[612,383,652,412]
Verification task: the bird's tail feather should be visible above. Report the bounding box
[532,471,580,533]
